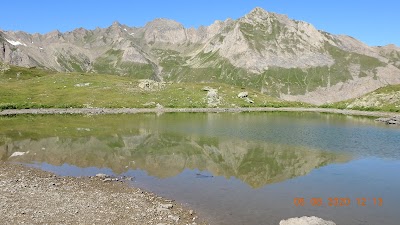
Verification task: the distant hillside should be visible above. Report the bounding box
[322,84,400,112]
[1,7,400,104]
[0,64,306,110]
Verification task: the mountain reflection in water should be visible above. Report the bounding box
[1,130,349,188]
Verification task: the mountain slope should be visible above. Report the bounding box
[1,7,400,105]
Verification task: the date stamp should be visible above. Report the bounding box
[293,197,383,207]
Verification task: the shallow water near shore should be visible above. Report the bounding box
[1,112,400,225]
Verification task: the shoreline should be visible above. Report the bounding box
[0,162,205,224]
[0,107,399,118]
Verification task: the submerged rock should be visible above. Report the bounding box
[375,116,400,125]
[279,216,336,225]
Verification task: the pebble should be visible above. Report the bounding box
[95,173,109,178]
[159,203,173,209]
[168,215,180,222]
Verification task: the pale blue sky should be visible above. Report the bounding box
[1,0,398,46]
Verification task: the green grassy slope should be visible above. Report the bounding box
[0,65,308,110]
[321,85,400,112]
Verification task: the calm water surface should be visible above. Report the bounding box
[1,112,399,225]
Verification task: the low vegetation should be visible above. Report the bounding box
[0,65,309,110]
[321,85,400,112]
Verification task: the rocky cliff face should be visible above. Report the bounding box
[1,7,399,104]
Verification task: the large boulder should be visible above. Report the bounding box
[279,216,336,225]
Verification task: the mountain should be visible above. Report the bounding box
[1,7,400,105]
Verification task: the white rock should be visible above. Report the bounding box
[95,173,109,178]
[238,92,248,98]
[168,215,179,222]
[279,216,336,225]
[9,151,28,158]
[159,203,173,209]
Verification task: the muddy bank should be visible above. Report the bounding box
[0,107,399,118]
[0,162,205,225]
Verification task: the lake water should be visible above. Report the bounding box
[1,112,399,225]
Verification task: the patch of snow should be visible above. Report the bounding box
[5,38,27,46]
[124,28,127,31]
[39,47,43,50]
[130,33,135,36]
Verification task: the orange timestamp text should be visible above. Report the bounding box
[293,197,383,207]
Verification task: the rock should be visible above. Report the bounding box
[205,88,220,107]
[189,210,193,215]
[168,215,179,222]
[159,203,173,209]
[156,103,164,109]
[103,178,112,182]
[74,83,91,87]
[95,173,109,178]
[279,216,336,225]
[202,86,212,91]
[156,207,169,213]
[238,92,248,98]
[142,102,156,107]
[245,97,254,104]
[138,79,166,91]
[124,177,133,181]
[375,116,400,125]
[9,151,29,158]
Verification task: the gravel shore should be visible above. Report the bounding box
[0,162,205,225]
[0,107,399,118]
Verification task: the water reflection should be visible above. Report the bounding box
[1,113,400,225]
[1,131,349,188]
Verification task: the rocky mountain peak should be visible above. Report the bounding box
[144,18,184,31]
[144,18,186,45]
[111,21,122,27]
[249,7,268,15]
[244,7,272,21]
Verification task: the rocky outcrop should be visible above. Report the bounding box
[205,88,221,107]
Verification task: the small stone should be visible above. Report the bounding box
[124,177,133,181]
[156,207,169,213]
[95,173,109,178]
[189,210,194,215]
[168,215,179,222]
[103,178,112,182]
[159,203,173,209]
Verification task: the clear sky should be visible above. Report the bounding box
[1,0,399,46]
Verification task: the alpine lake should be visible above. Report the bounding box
[1,112,399,225]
